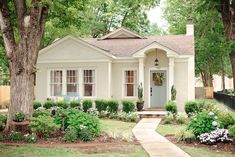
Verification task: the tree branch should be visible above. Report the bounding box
[0,0,16,58]
[14,0,27,37]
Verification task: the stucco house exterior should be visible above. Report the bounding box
[35,23,195,112]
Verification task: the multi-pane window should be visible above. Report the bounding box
[124,70,137,97]
[83,70,95,96]
[50,70,63,96]
[66,70,79,96]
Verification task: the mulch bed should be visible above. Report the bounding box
[165,134,235,154]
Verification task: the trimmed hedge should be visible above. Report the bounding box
[122,100,135,113]
[165,101,177,114]
[56,101,68,109]
[185,101,199,116]
[33,101,42,110]
[107,100,119,113]
[43,101,56,109]
[70,101,81,108]
[95,99,108,112]
[82,100,92,112]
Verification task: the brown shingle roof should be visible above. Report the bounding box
[84,35,194,57]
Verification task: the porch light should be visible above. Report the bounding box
[155,58,159,66]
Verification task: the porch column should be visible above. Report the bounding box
[138,58,144,87]
[168,57,174,100]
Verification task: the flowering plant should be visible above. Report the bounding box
[199,129,232,145]
[24,133,37,143]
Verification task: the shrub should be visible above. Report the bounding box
[63,128,78,143]
[82,100,92,112]
[229,125,235,138]
[67,111,100,137]
[13,112,25,122]
[0,134,5,142]
[95,99,108,112]
[33,110,50,118]
[218,113,235,129]
[43,101,56,109]
[176,129,195,142]
[197,100,218,113]
[56,101,68,109]
[185,101,199,116]
[199,129,232,144]
[87,108,99,117]
[10,131,22,141]
[122,100,135,113]
[70,101,81,108]
[107,100,119,113]
[188,111,218,136]
[163,113,174,124]
[165,101,177,114]
[30,115,60,137]
[98,110,108,118]
[79,127,93,141]
[176,114,187,124]
[0,114,7,131]
[126,112,138,122]
[109,113,118,119]
[33,101,42,110]
[24,133,37,143]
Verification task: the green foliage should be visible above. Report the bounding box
[0,134,4,141]
[95,99,108,112]
[229,125,235,138]
[122,100,135,113]
[163,113,174,124]
[67,111,100,138]
[138,83,143,102]
[188,111,218,136]
[33,110,50,118]
[70,101,81,108]
[10,131,22,141]
[25,134,37,143]
[56,101,68,109]
[33,101,42,110]
[82,99,92,112]
[0,114,7,131]
[13,112,25,122]
[219,113,235,129]
[63,128,78,143]
[176,114,187,124]
[79,127,93,141]
[196,99,218,113]
[165,101,177,114]
[171,85,177,101]
[107,100,119,113]
[176,129,195,142]
[185,101,199,116]
[43,101,56,109]
[116,112,138,122]
[30,115,60,138]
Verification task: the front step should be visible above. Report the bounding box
[137,110,167,118]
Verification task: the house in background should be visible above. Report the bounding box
[35,23,195,112]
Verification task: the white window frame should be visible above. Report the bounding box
[47,68,97,99]
[66,69,79,96]
[82,69,96,98]
[49,70,63,97]
[122,68,138,99]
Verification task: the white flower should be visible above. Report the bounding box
[214,116,218,119]
[208,112,214,116]
[212,121,218,126]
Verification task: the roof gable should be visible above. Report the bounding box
[100,27,146,40]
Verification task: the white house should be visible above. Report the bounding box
[35,23,195,112]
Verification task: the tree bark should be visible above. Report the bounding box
[221,56,226,93]
[229,53,235,93]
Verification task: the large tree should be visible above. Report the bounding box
[0,0,50,129]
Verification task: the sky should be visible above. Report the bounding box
[147,0,168,30]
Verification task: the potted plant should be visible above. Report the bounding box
[136,83,144,111]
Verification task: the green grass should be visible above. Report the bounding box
[0,145,148,157]
[100,119,136,139]
[156,124,187,136]
[181,146,235,157]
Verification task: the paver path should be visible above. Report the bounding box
[132,118,191,157]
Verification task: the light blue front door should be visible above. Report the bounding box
[150,70,167,107]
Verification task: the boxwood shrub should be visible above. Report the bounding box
[95,99,108,112]
[122,100,135,113]
[70,101,81,108]
[185,101,199,116]
[33,101,42,110]
[56,101,68,109]
[107,100,119,113]
[82,99,92,112]
[165,101,177,114]
[43,101,56,109]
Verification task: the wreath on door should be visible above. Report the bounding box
[153,73,165,86]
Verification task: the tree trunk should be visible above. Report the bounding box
[229,52,235,93]
[221,56,226,93]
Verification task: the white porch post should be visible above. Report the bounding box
[138,58,144,98]
[168,57,174,100]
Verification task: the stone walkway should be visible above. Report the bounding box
[132,118,190,157]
